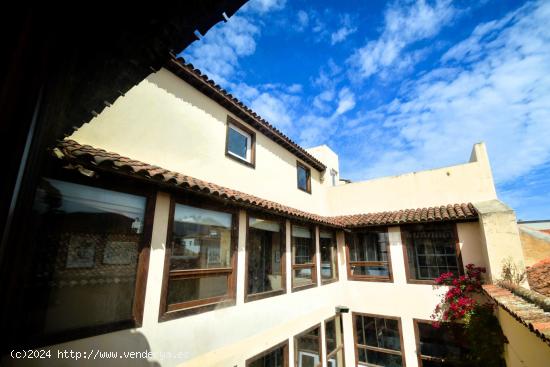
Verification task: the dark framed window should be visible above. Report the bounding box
[159,197,238,320]
[245,213,286,302]
[291,224,317,291]
[414,319,470,366]
[295,324,323,367]
[346,228,392,282]
[297,161,311,193]
[325,315,346,367]
[401,223,463,283]
[23,175,154,346]
[246,340,289,367]
[320,229,338,284]
[225,115,256,168]
[353,313,405,367]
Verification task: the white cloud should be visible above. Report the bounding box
[345,0,550,190]
[250,92,294,129]
[296,10,309,31]
[331,26,357,45]
[334,88,356,116]
[242,0,286,14]
[349,0,456,79]
[182,15,259,84]
[330,14,357,45]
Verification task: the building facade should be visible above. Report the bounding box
[4,58,536,367]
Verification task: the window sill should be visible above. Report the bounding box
[245,289,286,303]
[225,152,255,168]
[406,278,438,285]
[321,278,339,285]
[291,282,318,293]
[159,298,236,322]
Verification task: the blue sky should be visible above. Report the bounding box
[180,0,550,220]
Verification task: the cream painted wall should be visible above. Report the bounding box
[498,308,550,367]
[69,68,330,215]
[326,143,498,215]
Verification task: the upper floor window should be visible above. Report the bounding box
[23,177,152,345]
[401,223,462,283]
[160,200,237,320]
[346,229,392,282]
[226,116,255,167]
[320,229,338,284]
[414,320,470,366]
[246,214,286,301]
[297,161,311,193]
[354,313,405,367]
[291,224,317,291]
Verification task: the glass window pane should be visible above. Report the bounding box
[348,231,388,262]
[248,217,283,295]
[418,322,469,360]
[404,224,459,280]
[365,349,402,366]
[320,230,336,281]
[171,204,233,270]
[295,326,321,367]
[351,265,389,277]
[293,268,313,287]
[356,315,403,362]
[326,319,337,353]
[167,275,228,305]
[297,165,309,191]
[293,226,313,265]
[228,126,249,160]
[29,178,146,335]
[249,345,286,367]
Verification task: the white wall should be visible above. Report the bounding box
[326,143,497,215]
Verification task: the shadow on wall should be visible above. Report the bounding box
[3,330,161,367]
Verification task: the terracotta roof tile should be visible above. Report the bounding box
[483,284,550,346]
[54,140,478,228]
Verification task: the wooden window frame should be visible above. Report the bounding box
[225,115,256,168]
[296,161,312,194]
[352,312,406,367]
[324,315,346,367]
[245,210,287,302]
[246,339,289,367]
[19,168,156,348]
[294,323,324,367]
[319,227,339,285]
[291,222,318,292]
[345,227,393,283]
[401,222,464,285]
[158,194,239,321]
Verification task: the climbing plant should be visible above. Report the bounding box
[431,264,506,367]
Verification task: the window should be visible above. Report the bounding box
[246,340,289,367]
[346,229,392,282]
[24,177,152,343]
[325,315,345,367]
[160,200,237,319]
[354,313,405,367]
[291,224,317,291]
[226,116,255,167]
[246,214,286,301]
[297,162,311,193]
[414,320,470,366]
[401,223,462,282]
[330,169,338,187]
[320,229,338,284]
[295,324,322,367]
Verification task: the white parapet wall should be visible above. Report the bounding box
[326,143,498,215]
